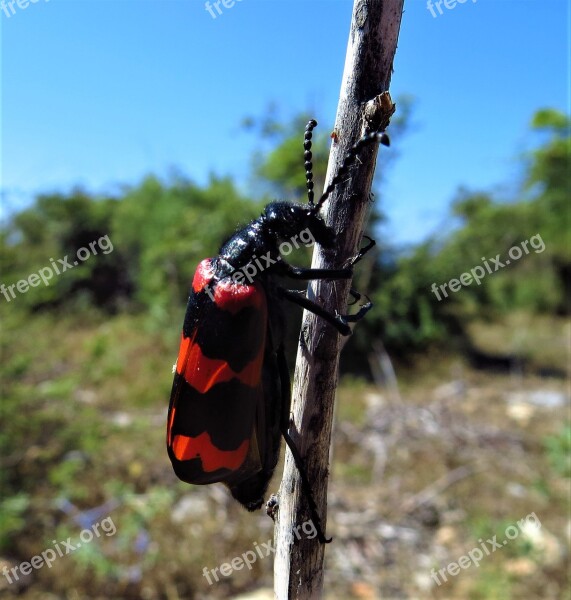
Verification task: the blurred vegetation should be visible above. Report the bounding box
[0,107,569,599]
[366,108,570,359]
[1,107,567,358]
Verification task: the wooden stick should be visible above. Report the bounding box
[273,1,405,597]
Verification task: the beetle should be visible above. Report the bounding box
[167,120,389,543]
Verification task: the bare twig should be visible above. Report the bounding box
[273,1,405,598]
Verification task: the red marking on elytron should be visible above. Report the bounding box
[213,280,264,315]
[176,332,265,393]
[172,427,249,472]
[192,259,265,314]
[192,259,215,293]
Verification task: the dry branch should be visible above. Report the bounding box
[273,1,405,598]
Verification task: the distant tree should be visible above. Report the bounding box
[0,177,262,315]
[367,107,570,360]
[0,190,129,310]
[2,107,565,358]
[525,108,571,311]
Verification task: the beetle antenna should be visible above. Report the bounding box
[304,119,318,205]
[315,130,390,211]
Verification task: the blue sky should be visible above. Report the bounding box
[1,0,569,245]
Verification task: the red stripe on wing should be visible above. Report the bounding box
[175,332,265,393]
[170,416,250,472]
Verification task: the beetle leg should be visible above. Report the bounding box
[279,288,372,336]
[346,235,376,267]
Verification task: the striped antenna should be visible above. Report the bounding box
[303,119,318,205]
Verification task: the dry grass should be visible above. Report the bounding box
[1,310,569,599]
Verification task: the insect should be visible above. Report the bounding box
[167,120,389,543]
